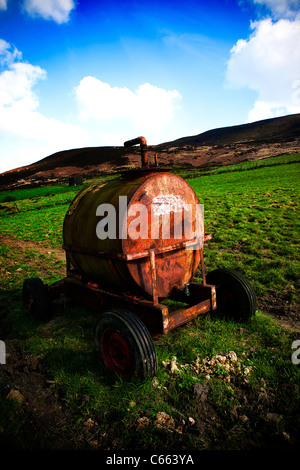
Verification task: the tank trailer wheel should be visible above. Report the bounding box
[206,268,257,322]
[22,277,49,319]
[95,309,157,379]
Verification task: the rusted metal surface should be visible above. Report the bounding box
[200,248,206,285]
[122,172,203,298]
[124,136,148,167]
[166,299,211,333]
[63,171,204,299]
[62,237,204,261]
[149,248,158,305]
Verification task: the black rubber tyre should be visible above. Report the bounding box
[206,268,257,322]
[95,309,157,379]
[22,277,49,319]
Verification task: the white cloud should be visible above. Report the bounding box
[0,0,7,11]
[0,40,88,173]
[253,0,300,19]
[22,0,76,24]
[0,39,11,55]
[0,39,22,64]
[75,77,181,131]
[226,18,300,122]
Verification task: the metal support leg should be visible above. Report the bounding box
[200,248,206,285]
[149,249,158,305]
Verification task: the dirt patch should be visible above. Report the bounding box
[0,340,86,449]
[0,234,66,288]
[257,293,300,333]
[0,234,65,263]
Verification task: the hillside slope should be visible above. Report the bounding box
[161,113,300,146]
[0,113,299,191]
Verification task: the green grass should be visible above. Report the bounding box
[0,186,83,245]
[187,161,299,302]
[0,154,299,450]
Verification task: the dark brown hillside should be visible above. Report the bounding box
[0,113,299,191]
[0,146,131,191]
[160,113,300,146]
[30,146,128,169]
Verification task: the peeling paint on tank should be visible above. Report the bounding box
[152,194,187,216]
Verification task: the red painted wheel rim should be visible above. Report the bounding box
[220,288,235,306]
[101,329,133,376]
[217,288,238,315]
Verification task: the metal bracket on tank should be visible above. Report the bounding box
[62,237,209,261]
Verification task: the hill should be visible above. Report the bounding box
[161,113,300,146]
[0,113,299,191]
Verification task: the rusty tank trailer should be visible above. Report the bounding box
[22,137,257,379]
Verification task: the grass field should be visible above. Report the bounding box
[0,154,299,450]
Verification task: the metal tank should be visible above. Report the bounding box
[62,137,204,300]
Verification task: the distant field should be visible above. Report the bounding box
[0,184,78,203]
[0,154,299,450]
[174,152,300,178]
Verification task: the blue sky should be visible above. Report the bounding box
[0,0,300,173]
